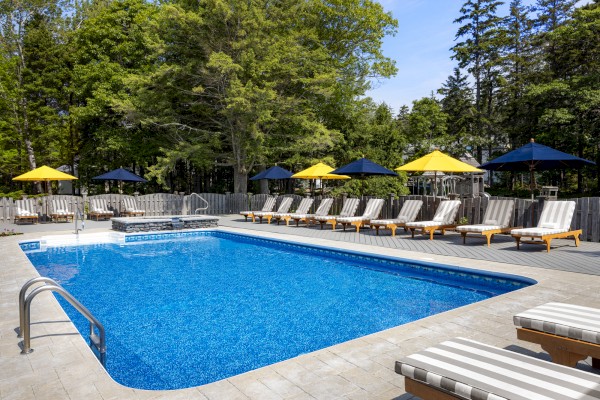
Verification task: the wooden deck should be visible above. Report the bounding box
[219,214,600,276]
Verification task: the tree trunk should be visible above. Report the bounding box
[233,166,248,193]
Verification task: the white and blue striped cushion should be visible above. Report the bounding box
[313,198,360,221]
[240,197,276,216]
[511,201,576,236]
[406,200,461,228]
[456,224,503,233]
[396,337,600,400]
[254,197,293,217]
[514,302,600,345]
[337,198,384,223]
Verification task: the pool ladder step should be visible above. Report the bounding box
[18,277,106,366]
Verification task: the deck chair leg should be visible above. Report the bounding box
[429,229,435,240]
[545,238,552,252]
[485,233,493,247]
[410,228,415,238]
[388,224,397,237]
[575,233,581,247]
[515,236,521,250]
[375,226,380,235]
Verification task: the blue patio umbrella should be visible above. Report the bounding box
[479,139,596,172]
[331,158,398,177]
[249,166,293,180]
[93,168,148,182]
[480,139,595,224]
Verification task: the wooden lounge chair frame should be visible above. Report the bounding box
[511,200,581,252]
[404,377,459,400]
[278,198,314,226]
[512,229,582,252]
[14,214,38,224]
[289,198,333,227]
[370,200,423,237]
[313,198,360,230]
[88,199,114,221]
[241,197,275,222]
[50,199,75,222]
[14,200,39,224]
[253,197,293,224]
[460,226,514,246]
[516,327,600,369]
[121,198,145,217]
[408,224,457,240]
[406,200,461,241]
[336,198,384,233]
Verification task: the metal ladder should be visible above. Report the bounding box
[190,193,210,214]
[18,277,106,366]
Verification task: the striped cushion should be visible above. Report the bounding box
[396,337,600,400]
[313,198,360,221]
[313,198,333,216]
[241,197,276,215]
[433,200,461,224]
[482,199,514,227]
[337,199,384,223]
[406,220,448,228]
[339,198,360,217]
[456,224,503,233]
[511,227,568,236]
[255,197,292,216]
[293,198,314,215]
[514,302,600,345]
[370,218,409,225]
[538,201,576,230]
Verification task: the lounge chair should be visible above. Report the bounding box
[50,199,75,222]
[289,198,334,227]
[335,198,385,232]
[514,302,600,369]
[121,197,145,217]
[511,200,581,252]
[455,199,516,246]
[312,198,360,230]
[13,199,38,224]
[405,200,461,240]
[274,198,314,226]
[252,197,293,224]
[369,199,423,237]
[88,199,114,221]
[396,337,600,400]
[240,196,276,222]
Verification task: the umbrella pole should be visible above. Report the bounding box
[530,167,535,227]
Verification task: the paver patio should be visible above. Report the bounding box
[1,216,599,399]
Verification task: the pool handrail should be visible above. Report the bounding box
[190,192,210,213]
[18,277,106,366]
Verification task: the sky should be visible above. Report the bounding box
[366,0,590,115]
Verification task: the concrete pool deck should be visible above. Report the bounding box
[1,216,599,399]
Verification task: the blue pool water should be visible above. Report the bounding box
[22,231,533,390]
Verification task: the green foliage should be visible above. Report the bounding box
[330,175,409,198]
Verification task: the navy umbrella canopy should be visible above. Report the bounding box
[93,168,147,182]
[249,166,293,180]
[331,158,398,177]
[479,139,596,172]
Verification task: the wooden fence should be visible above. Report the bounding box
[1,193,599,242]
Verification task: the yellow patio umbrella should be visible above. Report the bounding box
[13,166,78,219]
[292,162,350,195]
[13,165,78,183]
[396,150,482,198]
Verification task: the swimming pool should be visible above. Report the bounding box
[22,231,534,390]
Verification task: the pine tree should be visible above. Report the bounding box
[452,0,505,163]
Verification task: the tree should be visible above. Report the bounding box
[136,0,398,193]
[407,97,449,156]
[72,0,162,191]
[525,2,600,193]
[452,0,505,163]
[0,0,70,192]
[438,67,475,154]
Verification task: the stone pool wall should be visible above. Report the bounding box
[111,216,219,233]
